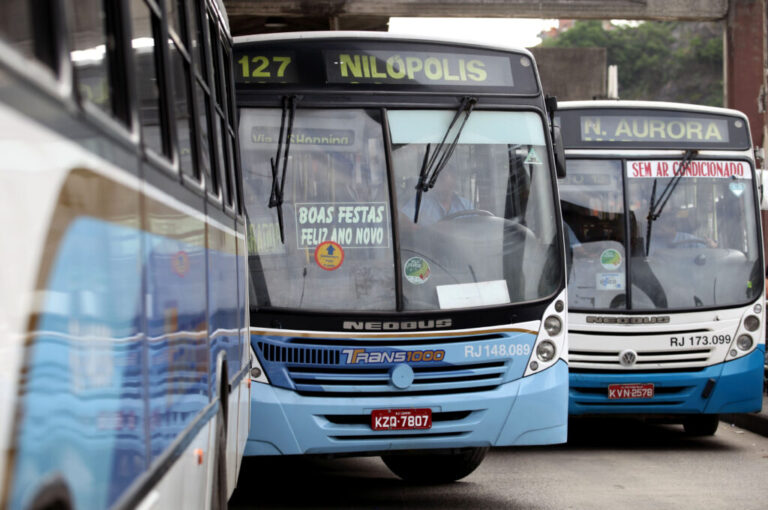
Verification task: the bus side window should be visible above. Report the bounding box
[195,83,214,187]
[166,3,198,181]
[203,10,222,199]
[221,43,240,211]
[0,2,34,59]
[70,0,113,117]
[130,0,169,157]
[210,27,235,209]
[1,0,61,73]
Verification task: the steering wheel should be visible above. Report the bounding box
[438,209,494,222]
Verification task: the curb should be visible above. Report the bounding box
[721,395,768,437]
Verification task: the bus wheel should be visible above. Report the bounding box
[210,406,228,510]
[683,415,719,436]
[381,448,488,484]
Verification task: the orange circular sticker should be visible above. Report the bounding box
[171,251,190,276]
[314,241,344,271]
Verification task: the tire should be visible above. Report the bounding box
[381,448,488,484]
[210,406,228,510]
[683,415,719,436]
[26,476,72,510]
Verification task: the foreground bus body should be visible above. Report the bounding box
[0,1,249,509]
[236,32,569,480]
[558,101,764,433]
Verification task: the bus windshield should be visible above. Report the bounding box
[562,158,761,311]
[240,107,562,312]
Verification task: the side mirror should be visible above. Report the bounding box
[545,95,566,178]
[758,168,768,210]
[553,124,567,178]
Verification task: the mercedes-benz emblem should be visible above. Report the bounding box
[618,349,638,367]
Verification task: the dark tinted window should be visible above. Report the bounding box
[167,0,186,40]
[0,2,34,59]
[195,83,213,186]
[130,0,166,155]
[190,1,206,79]
[169,40,196,178]
[70,0,112,114]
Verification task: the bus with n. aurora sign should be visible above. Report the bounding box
[557,101,764,435]
[234,32,569,482]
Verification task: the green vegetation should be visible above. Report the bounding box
[539,20,723,106]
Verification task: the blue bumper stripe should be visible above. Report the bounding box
[569,347,764,415]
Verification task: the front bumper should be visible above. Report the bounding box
[245,359,568,456]
[569,347,764,416]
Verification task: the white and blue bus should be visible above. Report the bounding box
[0,1,249,509]
[235,32,569,482]
[558,100,764,435]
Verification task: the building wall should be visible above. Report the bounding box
[529,47,607,101]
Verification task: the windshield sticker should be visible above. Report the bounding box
[729,182,746,197]
[596,272,625,291]
[627,160,751,179]
[600,249,623,270]
[296,202,390,249]
[523,147,543,165]
[404,257,431,285]
[251,127,355,146]
[314,241,344,270]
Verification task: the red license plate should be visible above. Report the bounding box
[608,383,654,399]
[371,408,432,431]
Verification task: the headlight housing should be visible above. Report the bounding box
[736,334,753,351]
[543,316,562,336]
[743,315,760,332]
[536,340,557,362]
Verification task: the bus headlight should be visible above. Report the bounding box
[250,346,270,384]
[753,303,763,314]
[736,334,753,351]
[743,316,760,332]
[543,316,562,336]
[536,340,557,362]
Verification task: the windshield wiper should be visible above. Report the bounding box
[268,95,300,243]
[413,96,477,223]
[644,149,697,256]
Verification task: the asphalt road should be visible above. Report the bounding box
[229,417,768,510]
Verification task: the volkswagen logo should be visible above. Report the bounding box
[618,349,638,367]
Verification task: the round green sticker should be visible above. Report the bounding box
[404,257,431,285]
[600,249,622,270]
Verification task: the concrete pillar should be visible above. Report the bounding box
[725,0,766,150]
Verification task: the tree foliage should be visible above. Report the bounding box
[540,20,723,106]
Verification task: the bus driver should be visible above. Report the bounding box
[400,162,472,225]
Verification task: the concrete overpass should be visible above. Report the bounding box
[224,0,766,155]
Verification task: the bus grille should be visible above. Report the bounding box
[569,347,715,373]
[255,336,509,397]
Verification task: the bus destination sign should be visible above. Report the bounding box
[558,108,751,150]
[323,50,515,87]
[236,51,298,84]
[580,115,730,144]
